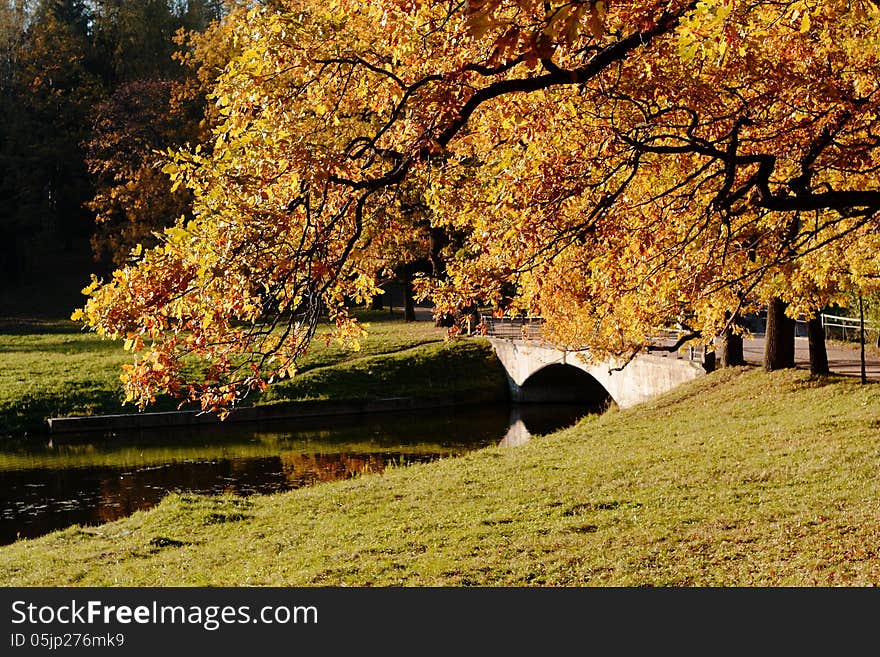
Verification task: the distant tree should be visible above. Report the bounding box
[16,0,104,251]
[84,1,238,266]
[90,0,200,86]
[0,1,31,280]
[1,0,234,288]
[85,79,201,266]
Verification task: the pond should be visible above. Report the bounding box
[0,403,594,545]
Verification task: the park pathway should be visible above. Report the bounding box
[742,335,880,379]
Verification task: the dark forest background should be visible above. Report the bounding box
[0,0,226,318]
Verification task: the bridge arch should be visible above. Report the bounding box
[518,363,612,408]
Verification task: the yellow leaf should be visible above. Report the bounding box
[800,13,811,33]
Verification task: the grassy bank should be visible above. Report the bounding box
[0,311,496,436]
[2,366,879,585]
[258,339,508,404]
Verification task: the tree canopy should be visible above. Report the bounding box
[72,0,880,414]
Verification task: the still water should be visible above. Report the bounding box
[0,403,591,545]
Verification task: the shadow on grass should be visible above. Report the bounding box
[787,372,875,392]
[0,390,195,439]
[0,319,84,335]
[0,339,122,354]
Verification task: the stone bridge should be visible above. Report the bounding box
[487,337,709,409]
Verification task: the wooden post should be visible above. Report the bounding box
[859,294,867,384]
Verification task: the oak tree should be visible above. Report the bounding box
[75,0,880,414]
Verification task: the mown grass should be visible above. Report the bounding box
[0,310,463,436]
[2,366,879,586]
[0,319,132,436]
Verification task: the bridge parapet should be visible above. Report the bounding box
[480,315,711,365]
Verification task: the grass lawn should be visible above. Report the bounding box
[0,310,486,436]
[2,366,879,586]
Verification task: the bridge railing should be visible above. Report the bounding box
[479,315,544,340]
[644,328,710,363]
[480,310,880,367]
[815,313,880,344]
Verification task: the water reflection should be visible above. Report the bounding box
[499,404,591,447]
[0,403,593,545]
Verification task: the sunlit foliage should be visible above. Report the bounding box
[75,0,880,413]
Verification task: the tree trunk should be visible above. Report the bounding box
[702,348,716,373]
[0,230,20,281]
[429,226,448,278]
[718,327,745,367]
[764,297,795,370]
[462,304,480,336]
[806,313,829,375]
[402,273,416,322]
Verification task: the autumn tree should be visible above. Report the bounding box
[427,0,880,372]
[75,0,880,415]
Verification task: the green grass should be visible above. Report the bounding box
[3,366,880,586]
[259,339,508,403]
[0,310,463,436]
[0,319,133,436]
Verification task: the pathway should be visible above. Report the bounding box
[742,335,880,379]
